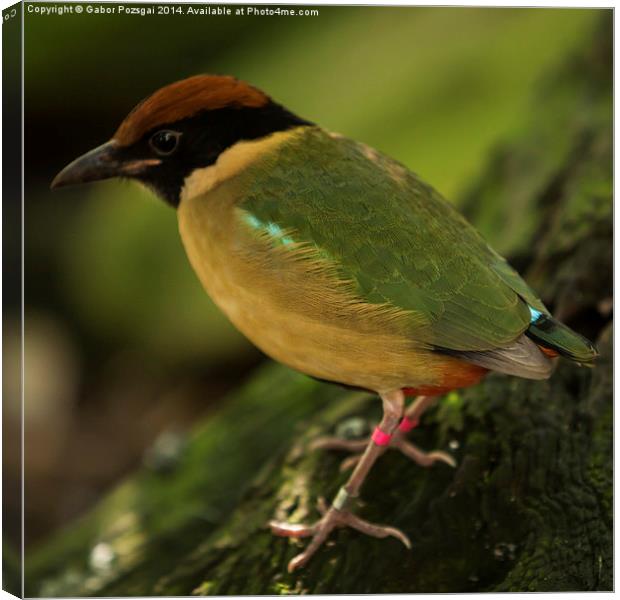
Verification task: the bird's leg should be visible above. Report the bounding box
[313,394,455,471]
[270,389,410,572]
[397,394,437,433]
[391,395,456,468]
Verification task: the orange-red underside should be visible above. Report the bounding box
[402,343,559,397]
[402,361,487,397]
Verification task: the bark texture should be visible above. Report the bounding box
[25,16,612,596]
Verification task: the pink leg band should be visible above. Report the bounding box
[398,416,419,433]
[371,426,392,446]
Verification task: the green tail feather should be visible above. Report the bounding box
[526,314,598,365]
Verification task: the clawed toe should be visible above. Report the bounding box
[269,520,317,538]
[313,431,456,471]
[270,393,442,572]
[428,450,457,468]
[271,504,412,572]
[339,453,364,471]
[343,511,411,548]
[394,438,457,468]
[310,436,368,453]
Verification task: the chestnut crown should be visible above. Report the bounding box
[51,75,311,205]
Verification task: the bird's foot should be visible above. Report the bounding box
[311,417,455,472]
[270,494,411,572]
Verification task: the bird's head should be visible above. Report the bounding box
[51,75,310,206]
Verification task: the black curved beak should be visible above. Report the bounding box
[51,141,121,189]
[51,141,161,190]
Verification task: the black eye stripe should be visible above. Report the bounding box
[149,130,181,156]
[136,105,312,207]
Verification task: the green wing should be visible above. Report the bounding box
[239,127,546,352]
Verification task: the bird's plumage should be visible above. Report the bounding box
[53,74,597,396]
[114,75,270,146]
[50,74,600,571]
[237,127,540,353]
[175,125,584,392]
[526,312,597,363]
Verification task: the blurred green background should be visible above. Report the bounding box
[14,4,601,550]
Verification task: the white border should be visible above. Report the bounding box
[0,2,615,599]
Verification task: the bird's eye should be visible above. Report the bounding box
[149,130,181,156]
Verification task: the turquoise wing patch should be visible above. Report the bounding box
[237,127,543,352]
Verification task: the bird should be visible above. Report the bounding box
[51,74,598,572]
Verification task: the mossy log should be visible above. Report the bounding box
[25,16,612,596]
